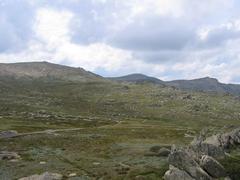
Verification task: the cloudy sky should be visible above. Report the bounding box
[1,0,240,83]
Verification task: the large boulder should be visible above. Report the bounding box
[219,128,240,149]
[202,128,240,150]
[164,165,194,180]
[19,172,63,180]
[200,155,226,178]
[190,132,225,159]
[190,142,225,159]
[168,148,212,180]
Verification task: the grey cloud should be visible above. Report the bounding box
[132,50,185,63]
[108,17,195,51]
[197,26,240,48]
[0,0,35,53]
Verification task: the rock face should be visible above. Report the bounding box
[164,128,240,180]
[164,165,194,180]
[202,128,240,151]
[190,141,225,159]
[19,172,63,180]
[200,155,226,178]
[168,148,211,180]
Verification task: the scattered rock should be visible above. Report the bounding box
[10,159,19,162]
[93,162,101,166]
[68,173,77,177]
[19,172,63,180]
[0,130,18,138]
[89,134,102,139]
[0,151,21,160]
[68,175,91,180]
[200,155,226,178]
[183,95,192,100]
[164,165,194,180]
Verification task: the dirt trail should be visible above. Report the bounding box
[11,127,85,138]
[5,122,120,138]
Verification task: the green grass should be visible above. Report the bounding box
[0,79,240,179]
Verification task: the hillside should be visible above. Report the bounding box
[0,61,102,82]
[166,77,240,95]
[109,73,165,85]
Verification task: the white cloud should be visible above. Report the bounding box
[0,7,166,76]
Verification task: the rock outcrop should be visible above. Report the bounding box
[168,148,212,180]
[164,128,240,180]
[200,155,226,178]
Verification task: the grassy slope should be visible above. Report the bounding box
[0,79,240,179]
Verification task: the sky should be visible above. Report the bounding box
[0,0,240,83]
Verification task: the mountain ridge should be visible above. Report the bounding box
[110,73,240,95]
[1,61,240,95]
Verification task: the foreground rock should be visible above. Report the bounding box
[19,172,63,180]
[168,148,211,180]
[0,151,21,160]
[164,128,240,180]
[200,155,226,178]
[164,165,194,180]
[0,130,18,138]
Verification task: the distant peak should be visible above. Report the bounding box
[199,77,219,82]
[125,73,148,77]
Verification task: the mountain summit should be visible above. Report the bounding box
[0,61,102,82]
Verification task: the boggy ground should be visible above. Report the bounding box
[0,80,240,179]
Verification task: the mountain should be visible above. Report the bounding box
[110,74,240,95]
[0,61,102,82]
[1,62,240,95]
[166,77,240,95]
[108,73,165,84]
